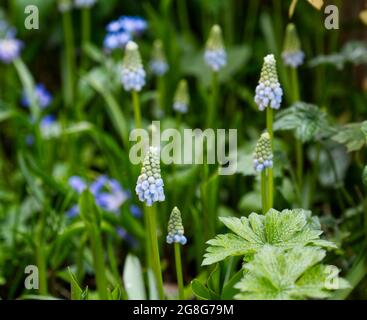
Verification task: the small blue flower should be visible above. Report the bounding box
[91,175,129,213]
[58,0,73,12]
[253,132,273,173]
[150,60,168,76]
[204,25,227,72]
[121,41,146,92]
[103,32,131,51]
[282,23,304,69]
[68,176,87,194]
[119,16,147,35]
[150,40,168,76]
[130,204,142,218]
[204,49,227,72]
[21,84,52,109]
[282,50,305,68]
[135,147,165,206]
[39,115,61,139]
[254,54,283,111]
[66,205,79,218]
[74,0,97,8]
[66,175,129,218]
[173,80,189,114]
[0,36,22,64]
[166,207,187,245]
[116,227,139,248]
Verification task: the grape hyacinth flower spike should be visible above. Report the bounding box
[150,39,168,76]
[135,147,165,206]
[204,25,227,72]
[253,132,273,173]
[121,41,146,92]
[166,207,187,245]
[74,0,97,8]
[282,23,305,68]
[173,80,189,114]
[58,0,73,12]
[254,54,283,111]
[167,206,186,299]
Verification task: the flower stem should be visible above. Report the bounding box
[174,243,184,300]
[207,71,218,128]
[291,67,300,102]
[157,76,165,115]
[296,139,303,187]
[146,205,165,299]
[89,225,108,300]
[62,9,76,110]
[290,67,303,188]
[132,91,142,129]
[81,8,91,70]
[178,0,190,34]
[261,170,268,214]
[36,210,47,295]
[266,107,274,209]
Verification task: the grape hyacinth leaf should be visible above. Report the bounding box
[235,245,349,300]
[333,121,367,152]
[123,254,147,300]
[274,102,330,143]
[202,209,336,266]
[309,41,367,69]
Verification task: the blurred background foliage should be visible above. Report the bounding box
[0,0,367,299]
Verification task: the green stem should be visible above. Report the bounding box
[261,170,268,214]
[296,140,303,187]
[291,67,300,102]
[89,225,108,299]
[81,8,91,70]
[309,143,321,208]
[62,9,76,109]
[144,206,153,268]
[174,243,184,300]
[157,76,165,115]
[132,91,142,129]
[36,210,47,295]
[146,205,165,299]
[266,107,274,209]
[207,71,218,128]
[177,0,190,34]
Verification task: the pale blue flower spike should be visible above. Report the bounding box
[135,147,165,206]
[121,41,146,92]
[166,207,187,245]
[254,54,283,111]
[204,25,227,71]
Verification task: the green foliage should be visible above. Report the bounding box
[235,245,349,300]
[202,208,335,266]
[309,41,367,69]
[274,102,330,143]
[333,121,367,152]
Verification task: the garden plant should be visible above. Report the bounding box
[0,0,367,302]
